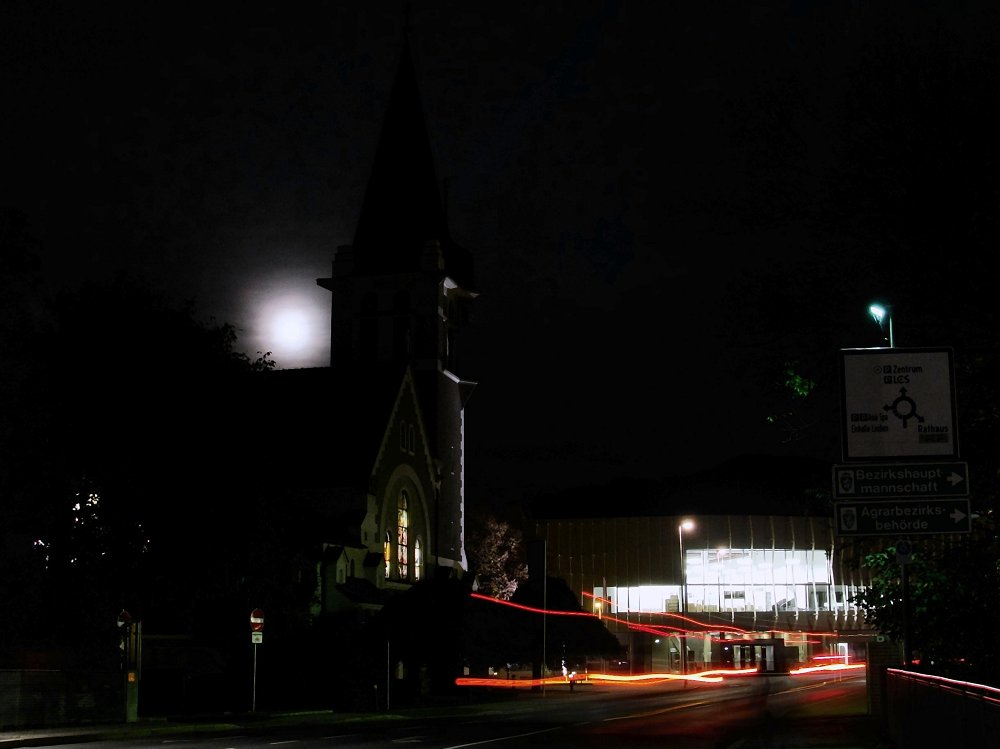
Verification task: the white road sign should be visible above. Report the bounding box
[840,347,958,460]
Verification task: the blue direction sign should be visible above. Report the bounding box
[836,498,971,536]
[832,462,969,500]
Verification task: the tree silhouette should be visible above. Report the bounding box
[0,268,282,667]
[466,514,528,600]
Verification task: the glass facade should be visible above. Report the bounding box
[685,548,832,613]
[594,548,833,615]
[538,514,875,634]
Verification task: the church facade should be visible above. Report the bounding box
[315,34,476,611]
[260,32,478,620]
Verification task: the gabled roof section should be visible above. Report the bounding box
[351,32,475,292]
[372,366,437,483]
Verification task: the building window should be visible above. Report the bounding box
[399,420,416,455]
[384,531,392,579]
[397,490,409,579]
[414,538,422,581]
[596,548,836,616]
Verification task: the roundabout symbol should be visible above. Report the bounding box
[883,387,924,428]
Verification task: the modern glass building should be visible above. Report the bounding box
[529,457,880,673]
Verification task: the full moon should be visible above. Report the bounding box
[246,280,330,370]
[271,308,311,351]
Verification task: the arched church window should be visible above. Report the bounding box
[414,538,422,581]
[398,490,409,579]
[383,531,392,579]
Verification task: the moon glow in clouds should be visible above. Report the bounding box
[271,307,312,351]
[247,279,330,370]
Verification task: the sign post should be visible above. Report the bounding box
[838,344,966,668]
[117,610,139,723]
[250,609,264,712]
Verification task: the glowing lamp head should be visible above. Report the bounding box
[868,302,894,347]
[869,303,887,326]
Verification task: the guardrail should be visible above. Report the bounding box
[885,668,1000,746]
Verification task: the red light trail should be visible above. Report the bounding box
[461,593,865,689]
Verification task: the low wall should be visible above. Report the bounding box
[0,669,122,729]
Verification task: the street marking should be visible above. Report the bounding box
[442,726,560,748]
[602,699,714,722]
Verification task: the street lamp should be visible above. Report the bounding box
[678,519,695,675]
[869,303,895,348]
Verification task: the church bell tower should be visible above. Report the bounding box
[317,30,477,574]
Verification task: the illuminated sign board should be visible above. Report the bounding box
[840,347,958,460]
[832,461,969,499]
[835,498,971,536]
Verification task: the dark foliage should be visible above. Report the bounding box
[510,576,624,669]
[852,520,1000,685]
[0,262,291,671]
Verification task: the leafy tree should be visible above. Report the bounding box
[0,269,281,666]
[508,576,624,672]
[466,514,528,600]
[851,518,1000,683]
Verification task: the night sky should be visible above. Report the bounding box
[6,1,999,507]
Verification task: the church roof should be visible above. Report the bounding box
[350,32,475,292]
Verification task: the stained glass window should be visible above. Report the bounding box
[397,490,409,579]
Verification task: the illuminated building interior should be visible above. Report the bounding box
[598,547,842,616]
[535,511,876,673]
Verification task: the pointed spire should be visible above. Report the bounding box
[350,26,475,291]
[352,34,445,264]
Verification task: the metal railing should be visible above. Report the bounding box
[885,668,1000,747]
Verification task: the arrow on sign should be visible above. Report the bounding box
[950,508,967,523]
[947,471,965,488]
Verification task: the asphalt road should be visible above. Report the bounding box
[0,671,888,748]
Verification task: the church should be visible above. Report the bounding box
[247,31,477,622]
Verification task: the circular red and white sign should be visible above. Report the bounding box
[250,608,264,632]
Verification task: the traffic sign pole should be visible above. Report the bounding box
[250,609,264,712]
[837,344,967,667]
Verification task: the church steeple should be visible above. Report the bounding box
[317,26,476,372]
[314,20,477,581]
[343,32,474,291]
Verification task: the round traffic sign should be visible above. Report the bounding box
[896,540,913,565]
[250,608,264,632]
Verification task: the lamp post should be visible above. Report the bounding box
[868,303,912,664]
[678,519,694,675]
[869,303,894,348]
